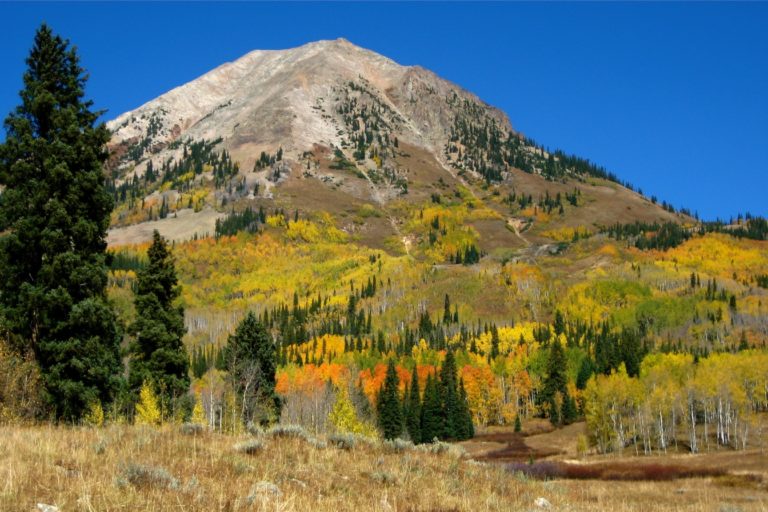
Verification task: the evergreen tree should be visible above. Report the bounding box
[542,339,568,425]
[456,378,474,440]
[223,311,281,425]
[490,324,500,360]
[376,359,403,439]
[128,231,189,417]
[439,350,460,439]
[562,386,578,424]
[405,367,421,443]
[0,24,121,420]
[420,373,443,442]
[553,310,565,336]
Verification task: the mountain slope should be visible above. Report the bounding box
[105,38,683,247]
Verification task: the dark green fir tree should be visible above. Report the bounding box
[376,359,403,439]
[405,367,422,443]
[223,311,281,425]
[456,378,474,440]
[128,230,189,417]
[542,339,568,426]
[439,350,460,439]
[420,373,443,442]
[0,24,121,421]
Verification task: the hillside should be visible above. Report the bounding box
[104,38,683,248]
[101,40,768,460]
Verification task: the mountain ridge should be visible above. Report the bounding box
[104,38,683,247]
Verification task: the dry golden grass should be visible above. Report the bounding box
[0,424,766,511]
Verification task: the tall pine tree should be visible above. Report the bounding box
[223,311,281,425]
[456,378,475,440]
[420,373,443,442]
[0,24,121,420]
[439,350,460,439]
[405,367,421,443]
[542,339,568,425]
[128,230,189,417]
[376,359,403,440]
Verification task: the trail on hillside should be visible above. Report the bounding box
[507,217,531,247]
[351,152,410,255]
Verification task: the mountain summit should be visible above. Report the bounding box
[108,38,509,183]
[106,39,680,245]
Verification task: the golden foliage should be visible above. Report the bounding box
[135,382,162,426]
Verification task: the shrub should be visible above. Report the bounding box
[116,463,179,490]
[245,422,265,437]
[180,423,204,436]
[328,433,357,450]
[234,440,265,455]
[267,424,309,440]
[382,439,414,453]
[417,439,466,458]
[307,437,327,449]
[0,338,44,422]
[369,470,398,485]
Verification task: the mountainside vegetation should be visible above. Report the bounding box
[0,24,767,512]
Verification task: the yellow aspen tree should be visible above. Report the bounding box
[191,394,207,426]
[83,400,105,427]
[135,381,162,426]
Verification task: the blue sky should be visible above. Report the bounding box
[1,2,766,220]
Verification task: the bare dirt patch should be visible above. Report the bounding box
[107,207,224,246]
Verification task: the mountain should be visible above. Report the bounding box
[104,39,768,452]
[105,38,683,247]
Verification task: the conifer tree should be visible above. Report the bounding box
[128,230,189,415]
[542,339,568,425]
[420,373,443,442]
[0,24,121,420]
[223,311,281,425]
[456,378,474,440]
[490,325,500,360]
[439,350,460,439]
[405,367,422,443]
[376,359,403,439]
[562,386,578,424]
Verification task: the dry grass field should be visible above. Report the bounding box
[1,423,766,512]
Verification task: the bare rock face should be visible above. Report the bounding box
[107,38,512,179]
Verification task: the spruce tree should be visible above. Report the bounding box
[542,339,568,425]
[490,324,500,360]
[439,350,460,439]
[0,24,121,420]
[561,386,578,424]
[223,311,281,425]
[456,378,474,440]
[405,367,422,443]
[376,359,403,439]
[420,373,443,442]
[128,230,189,416]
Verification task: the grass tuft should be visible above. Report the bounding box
[234,439,265,455]
[116,462,179,490]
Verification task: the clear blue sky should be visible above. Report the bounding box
[1,2,766,220]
